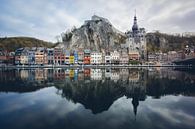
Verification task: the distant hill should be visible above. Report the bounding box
[0,37,57,51]
[1,31,195,53]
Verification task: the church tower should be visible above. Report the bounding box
[132,12,138,34]
[121,12,147,61]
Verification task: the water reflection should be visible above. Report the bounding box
[1,68,195,113]
[0,68,195,129]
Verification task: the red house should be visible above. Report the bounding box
[84,49,90,65]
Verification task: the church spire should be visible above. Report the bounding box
[132,9,138,33]
[132,97,139,116]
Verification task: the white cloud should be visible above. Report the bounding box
[0,0,195,42]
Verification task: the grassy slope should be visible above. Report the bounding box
[0,37,57,51]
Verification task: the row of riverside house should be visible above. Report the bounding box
[0,49,15,65]
[12,47,140,65]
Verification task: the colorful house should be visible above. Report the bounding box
[129,51,140,61]
[0,50,7,64]
[74,50,78,64]
[54,48,63,65]
[105,52,111,64]
[35,47,47,65]
[84,49,91,65]
[120,50,129,64]
[91,69,102,80]
[78,50,84,65]
[18,48,29,65]
[78,69,84,80]
[84,68,90,80]
[6,52,15,64]
[61,49,66,65]
[47,48,54,65]
[14,48,22,65]
[65,50,70,65]
[90,52,102,65]
[69,69,75,79]
[28,48,36,65]
[69,52,74,64]
[111,50,120,64]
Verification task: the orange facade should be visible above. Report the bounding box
[84,56,90,65]
[129,54,139,60]
[84,69,90,77]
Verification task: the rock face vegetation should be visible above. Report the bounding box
[146,32,195,52]
[61,15,126,52]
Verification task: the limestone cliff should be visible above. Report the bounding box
[61,15,126,52]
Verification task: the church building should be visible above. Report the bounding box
[122,13,147,60]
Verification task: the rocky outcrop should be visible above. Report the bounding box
[60,15,195,53]
[61,15,126,52]
[146,33,169,52]
[146,32,195,52]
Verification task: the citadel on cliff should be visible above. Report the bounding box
[59,13,147,62]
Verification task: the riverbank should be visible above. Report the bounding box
[0,64,193,69]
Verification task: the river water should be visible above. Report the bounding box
[0,68,195,129]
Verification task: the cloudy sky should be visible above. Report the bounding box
[0,0,195,42]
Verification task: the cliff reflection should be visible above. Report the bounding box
[0,68,195,114]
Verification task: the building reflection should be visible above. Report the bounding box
[0,68,195,115]
[91,69,102,80]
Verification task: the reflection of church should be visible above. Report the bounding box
[55,68,147,115]
[126,69,146,118]
[1,68,195,117]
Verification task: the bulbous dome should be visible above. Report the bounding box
[132,16,138,32]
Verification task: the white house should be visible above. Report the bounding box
[91,69,102,80]
[110,51,120,64]
[90,52,102,65]
[104,52,111,64]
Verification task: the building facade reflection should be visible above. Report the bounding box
[0,68,195,115]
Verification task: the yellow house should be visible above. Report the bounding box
[69,69,74,78]
[69,56,74,64]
